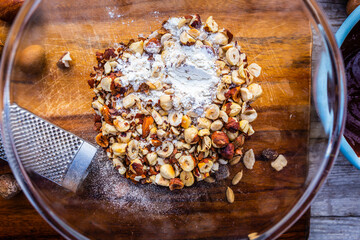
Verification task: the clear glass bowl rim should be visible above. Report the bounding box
[0,0,347,239]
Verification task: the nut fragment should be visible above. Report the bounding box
[211,131,229,148]
[229,155,241,166]
[213,32,229,45]
[160,164,176,179]
[247,63,261,77]
[271,154,287,171]
[129,40,144,54]
[240,88,254,102]
[180,31,196,45]
[243,149,255,169]
[239,119,250,134]
[179,155,196,171]
[95,133,109,147]
[155,173,170,186]
[127,140,139,160]
[184,127,199,144]
[123,94,138,108]
[169,112,183,127]
[0,174,21,199]
[159,95,173,111]
[232,170,243,185]
[205,104,220,120]
[197,117,212,129]
[111,143,127,156]
[226,187,235,203]
[188,29,201,38]
[204,16,218,33]
[57,51,72,68]
[157,141,174,158]
[169,178,185,190]
[219,143,234,160]
[146,152,158,166]
[226,47,240,66]
[198,159,214,173]
[210,120,223,131]
[225,117,239,132]
[180,171,195,187]
[241,108,257,122]
[248,83,263,100]
[113,117,130,132]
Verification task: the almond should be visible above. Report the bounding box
[142,116,154,138]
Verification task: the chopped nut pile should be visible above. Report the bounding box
[88,15,267,191]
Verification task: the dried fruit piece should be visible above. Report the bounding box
[262,148,279,161]
[232,170,243,185]
[226,187,235,203]
[271,154,287,171]
[243,149,255,169]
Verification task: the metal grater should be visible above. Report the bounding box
[0,104,98,192]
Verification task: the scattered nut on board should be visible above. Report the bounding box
[226,186,234,203]
[232,170,243,185]
[0,0,24,22]
[18,45,45,74]
[271,154,288,171]
[0,174,21,199]
[57,51,72,68]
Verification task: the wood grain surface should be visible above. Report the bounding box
[1,0,315,239]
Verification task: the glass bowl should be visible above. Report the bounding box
[0,0,346,239]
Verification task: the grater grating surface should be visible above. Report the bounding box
[2,104,98,191]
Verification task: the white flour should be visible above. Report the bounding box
[115,18,220,116]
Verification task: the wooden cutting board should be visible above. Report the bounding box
[2,0,311,239]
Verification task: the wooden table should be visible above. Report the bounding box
[0,0,358,239]
[309,2,360,239]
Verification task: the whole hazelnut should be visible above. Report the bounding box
[219,143,235,160]
[18,45,45,74]
[225,117,239,132]
[211,131,229,148]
